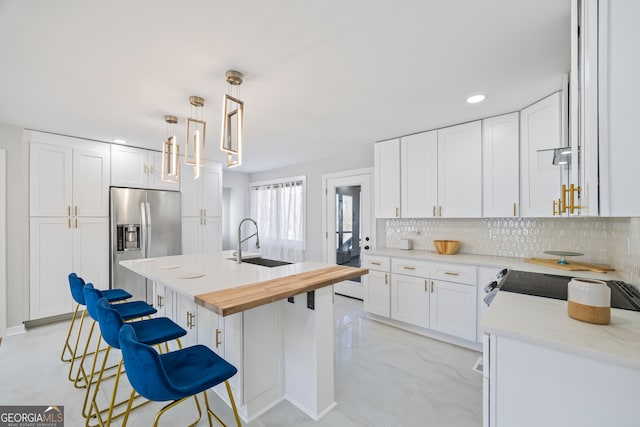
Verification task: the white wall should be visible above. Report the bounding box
[250,144,374,262]
[222,170,251,250]
[0,123,28,329]
[1,149,6,336]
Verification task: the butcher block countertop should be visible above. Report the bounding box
[196,265,368,316]
[120,252,368,316]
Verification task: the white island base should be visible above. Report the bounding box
[217,286,335,422]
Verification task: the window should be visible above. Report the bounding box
[250,176,305,262]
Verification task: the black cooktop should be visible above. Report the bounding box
[498,270,640,312]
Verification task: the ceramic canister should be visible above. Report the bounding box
[567,278,611,325]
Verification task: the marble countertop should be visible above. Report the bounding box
[479,291,640,370]
[120,251,334,299]
[365,248,623,282]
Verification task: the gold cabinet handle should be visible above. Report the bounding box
[444,272,459,276]
[552,200,557,216]
[75,218,78,229]
[144,164,147,174]
[403,266,416,270]
[513,202,517,217]
[204,209,206,216]
[75,206,78,216]
[384,273,388,285]
[68,218,71,228]
[395,207,399,217]
[200,209,203,217]
[150,165,154,175]
[215,328,222,348]
[68,206,71,216]
[439,206,443,217]
[431,281,434,293]
[424,279,427,292]
[203,217,207,226]
[371,261,382,266]
[157,295,163,308]
[433,206,436,217]
[200,217,203,225]
[558,198,563,214]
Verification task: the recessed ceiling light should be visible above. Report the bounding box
[113,139,127,144]
[466,94,486,104]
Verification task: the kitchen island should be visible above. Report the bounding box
[121,253,367,423]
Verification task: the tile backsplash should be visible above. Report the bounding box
[385,217,640,284]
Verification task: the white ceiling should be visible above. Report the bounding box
[0,0,570,173]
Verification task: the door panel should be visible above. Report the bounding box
[146,190,182,257]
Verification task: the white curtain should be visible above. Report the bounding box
[250,179,305,262]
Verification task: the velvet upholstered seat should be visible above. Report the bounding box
[119,324,242,427]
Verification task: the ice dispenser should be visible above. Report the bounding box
[116,224,141,251]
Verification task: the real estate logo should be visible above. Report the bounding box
[0,405,64,427]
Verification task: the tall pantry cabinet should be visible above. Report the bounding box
[29,132,110,320]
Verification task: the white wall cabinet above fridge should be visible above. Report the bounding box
[374,139,401,218]
[111,145,179,191]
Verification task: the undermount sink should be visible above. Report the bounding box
[228,257,293,268]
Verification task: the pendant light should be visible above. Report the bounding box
[220,70,244,168]
[186,95,206,179]
[161,115,180,182]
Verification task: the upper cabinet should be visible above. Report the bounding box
[111,145,179,191]
[482,113,520,217]
[593,0,640,216]
[374,139,400,218]
[519,92,564,218]
[29,132,110,217]
[401,131,437,218]
[437,121,482,218]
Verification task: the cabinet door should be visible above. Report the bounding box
[180,159,201,217]
[149,150,180,191]
[111,145,149,188]
[72,217,109,290]
[181,217,203,255]
[437,121,482,217]
[520,92,563,217]
[391,274,429,328]
[363,270,390,317]
[401,131,438,218]
[374,139,400,218]
[429,279,477,341]
[29,217,73,320]
[202,163,222,218]
[202,217,222,254]
[73,146,110,217]
[482,113,520,217]
[175,293,197,347]
[197,305,224,355]
[30,142,73,217]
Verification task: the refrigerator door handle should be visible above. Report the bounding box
[145,202,151,254]
[140,202,147,258]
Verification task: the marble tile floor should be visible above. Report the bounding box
[0,296,482,426]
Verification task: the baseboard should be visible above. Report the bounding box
[6,324,26,336]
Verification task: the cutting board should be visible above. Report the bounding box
[524,258,615,273]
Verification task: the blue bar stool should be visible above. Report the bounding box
[119,324,242,427]
[84,297,187,427]
[61,273,131,364]
[71,283,157,391]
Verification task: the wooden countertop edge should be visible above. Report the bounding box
[195,265,369,316]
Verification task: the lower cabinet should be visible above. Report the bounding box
[363,270,390,317]
[429,279,477,341]
[391,274,429,328]
[363,254,479,346]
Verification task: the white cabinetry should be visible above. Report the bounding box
[597,0,640,216]
[181,161,222,254]
[362,255,391,317]
[374,139,400,218]
[29,133,110,320]
[437,121,482,218]
[400,131,438,218]
[520,92,563,217]
[390,259,430,328]
[482,113,520,217]
[111,145,178,191]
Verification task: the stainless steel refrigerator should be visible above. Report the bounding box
[109,187,182,302]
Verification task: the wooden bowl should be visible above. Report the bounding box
[433,240,460,255]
